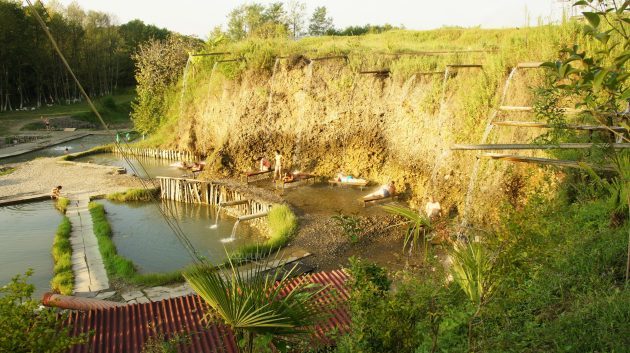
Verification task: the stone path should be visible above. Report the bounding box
[67,195,110,294]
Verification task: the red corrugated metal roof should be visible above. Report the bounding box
[65,270,350,353]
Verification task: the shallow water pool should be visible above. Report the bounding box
[0,201,60,297]
[75,153,187,179]
[99,199,263,273]
[282,183,388,216]
[1,134,113,164]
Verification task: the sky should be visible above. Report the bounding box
[53,0,570,39]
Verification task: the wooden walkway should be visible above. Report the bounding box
[67,196,109,294]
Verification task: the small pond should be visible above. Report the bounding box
[0,201,60,297]
[282,183,388,216]
[1,134,113,164]
[75,153,187,179]
[98,199,263,273]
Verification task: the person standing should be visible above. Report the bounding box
[274,150,283,180]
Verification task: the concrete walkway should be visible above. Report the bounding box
[66,196,110,294]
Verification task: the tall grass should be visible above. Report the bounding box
[106,188,160,202]
[51,217,73,295]
[88,202,183,286]
[55,197,70,214]
[231,204,298,262]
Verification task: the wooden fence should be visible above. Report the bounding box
[157,176,273,222]
[114,146,200,161]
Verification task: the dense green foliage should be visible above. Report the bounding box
[106,188,160,202]
[0,0,172,111]
[337,187,629,352]
[0,271,87,352]
[231,204,298,261]
[89,202,183,286]
[51,216,73,295]
[131,35,201,134]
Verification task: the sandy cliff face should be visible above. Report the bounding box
[163,56,554,227]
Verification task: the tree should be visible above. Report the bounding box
[131,35,200,133]
[226,3,266,40]
[308,6,333,36]
[286,0,306,38]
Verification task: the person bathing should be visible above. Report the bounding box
[274,150,283,180]
[259,156,271,172]
[365,181,396,199]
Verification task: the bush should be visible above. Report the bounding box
[50,217,73,295]
[1,271,88,352]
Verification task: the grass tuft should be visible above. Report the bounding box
[106,188,160,202]
[55,197,70,214]
[50,217,73,295]
[60,144,113,161]
[231,204,298,262]
[0,167,15,176]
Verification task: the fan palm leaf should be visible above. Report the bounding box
[183,251,329,351]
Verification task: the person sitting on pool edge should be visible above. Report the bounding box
[364,181,396,199]
[51,185,62,200]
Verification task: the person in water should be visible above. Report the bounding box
[259,156,271,172]
[274,150,283,180]
[282,172,294,183]
[365,181,396,199]
[51,185,62,199]
[425,196,442,219]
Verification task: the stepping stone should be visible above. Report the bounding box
[121,290,144,302]
[136,297,151,304]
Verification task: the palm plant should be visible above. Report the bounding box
[382,204,433,257]
[450,241,497,350]
[183,251,329,353]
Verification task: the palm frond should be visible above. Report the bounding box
[183,249,329,343]
[382,203,432,255]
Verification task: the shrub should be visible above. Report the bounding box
[331,213,362,244]
[50,217,73,295]
[1,271,88,352]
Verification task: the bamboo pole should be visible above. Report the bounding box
[451,143,630,150]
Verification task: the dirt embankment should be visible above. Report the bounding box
[163,58,553,229]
